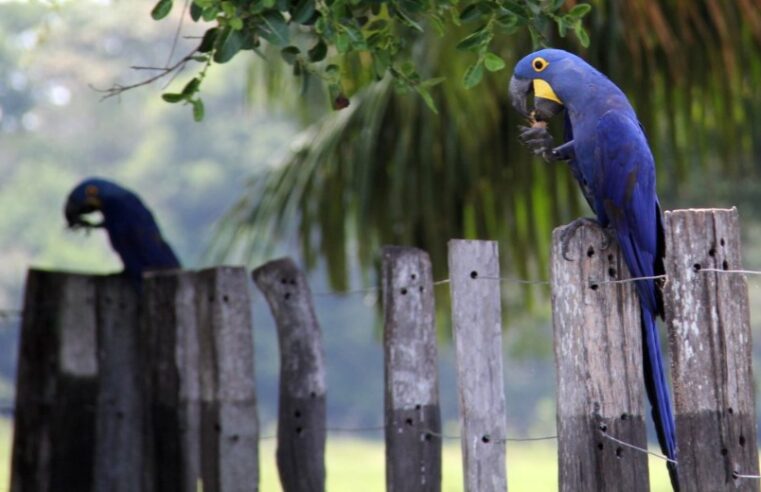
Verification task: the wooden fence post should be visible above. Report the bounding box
[448,239,507,492]
[11,270,99,492]
[93,275,145,492]
[252,258,326,492]
[663,208,759,490]
[550,220,650,491]
[196,267,260,492]
[143,271,201,492]
[381,246,441,492]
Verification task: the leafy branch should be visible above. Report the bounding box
[127,0,592,119]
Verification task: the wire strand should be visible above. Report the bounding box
[599,428,677,464]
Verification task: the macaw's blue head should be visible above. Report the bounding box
[64,177,128,229]
[509,48,589,122]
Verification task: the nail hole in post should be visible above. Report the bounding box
[709,248,716,257]
[740,435,746,447]
[615,447,623,459]
[481,435,490,443]
[723,260,729,270]
[587,246,595,257]
[721,448,728,456]
[608,267,617,278]
[721,238,726,246]
[590,283,599,291]
[470,271,478,279]
[693,263,701,272]
[400,288,408,295]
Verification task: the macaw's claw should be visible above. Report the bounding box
[559,217,610,261]
[517,125,559,162]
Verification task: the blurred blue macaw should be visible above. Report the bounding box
[510,49,678,489]
[64,177,181,286]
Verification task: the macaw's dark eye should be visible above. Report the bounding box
[532,57,548,72]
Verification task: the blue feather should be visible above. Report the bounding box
[65,178,180,286]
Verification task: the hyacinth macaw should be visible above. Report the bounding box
[509,49,678,489]
[64,177,181,286]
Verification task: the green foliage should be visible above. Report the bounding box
[151,0,591,114]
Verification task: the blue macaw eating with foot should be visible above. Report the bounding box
[64,177,181,286]
[509,48,678,489]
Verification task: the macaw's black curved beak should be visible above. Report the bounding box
[534,97,564,122]
[64,200,103,229]
[509,76,532,118]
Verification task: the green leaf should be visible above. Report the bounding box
[192,98,205,121]
[456,26,492,51]
[307,39,327,62]
[568,3,592,18]
[415,85,438,114]
[463,61,484,88]
[198,27,218,53]
[229,17,243,30]
[161,93,185,103]
[459,4,484,23]
[190,2,203,21]
[336,32,350,53]
[550,0,565,11]
[214,27,244,63]
[483,52,506,72]
[394,5,423,32]
[281,46,300,64]
[575,24,590,47]
[291,0,316,24]
[258,11,290,46]
[182,77,201,95]
[557,17,568,37]
[151,0,173,20]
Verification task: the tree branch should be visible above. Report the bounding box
[91,48,200,100]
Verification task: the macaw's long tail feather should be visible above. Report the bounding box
[641,306,680,491]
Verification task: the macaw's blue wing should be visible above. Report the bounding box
[596,110,678,480]
[105,194,180,286]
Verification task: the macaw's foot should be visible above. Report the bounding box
[559,217,616,261]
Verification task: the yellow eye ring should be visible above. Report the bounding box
[532,57,549,72]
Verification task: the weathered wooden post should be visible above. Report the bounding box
[252,258,326,492]
[381,246,441,492]
[663,208,759,490]
[550,220,650,491]
[93,275,145,492]
[143,271,201,492]
[448,239,507,492]
[11,270,99,492]
[196,267,260,492]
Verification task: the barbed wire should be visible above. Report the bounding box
[1,265,760,324]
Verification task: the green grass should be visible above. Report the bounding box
[0,419,674,491]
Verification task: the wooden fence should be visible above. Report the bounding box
[9,208,759,492]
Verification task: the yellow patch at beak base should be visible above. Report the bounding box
[533,79,562,105]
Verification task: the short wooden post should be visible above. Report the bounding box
[663,208,759,490]
[448,239,507,492]
[143,271,201,492]
[196,267,259,492]
[551,220,649,491]
[381,246,441,492]
[11,270,99,492]
[252,258,326,492]
[93,275,145,492]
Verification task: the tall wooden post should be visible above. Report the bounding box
[253,258,326,492]
[93,275,145,492]
[663,208,759,491]
[448,239,507,492]
[551,220,650,491]
[196,267,260,492]
[381,246,441,492]
[11,270,99,492]
[143,271,201,492]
